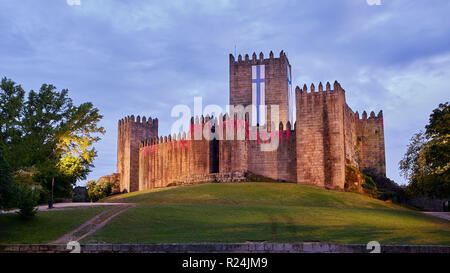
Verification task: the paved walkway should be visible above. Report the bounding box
[423,212,450,221]
[0,202,132,214]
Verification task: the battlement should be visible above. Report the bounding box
[229,50,288,65]
[118,115,158,129]
[295,81,344,96]
[143,113,296,147]
[354,110,383,121]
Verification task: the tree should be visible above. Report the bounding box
[0,77,24,145]
[0,77,105,200]
[400,102,450,199]
[399,132,427,182]
[423,102,450,177]
[0,78,25,172]
[0,146,17,210]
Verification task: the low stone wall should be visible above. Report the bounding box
[170,171,248,186]
[1,243,448,253]
[408,196,449,212]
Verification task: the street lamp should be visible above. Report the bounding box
[48,150,55,209]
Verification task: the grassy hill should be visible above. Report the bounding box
[85,182,450,245]
[103,182,403,208]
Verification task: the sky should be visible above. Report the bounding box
[1,0,449,186]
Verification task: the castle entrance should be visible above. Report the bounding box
[209,126,219,173]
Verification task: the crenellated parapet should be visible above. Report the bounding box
[295,80,344,97]
[118,115,158,131]
[354,110,383,126]
[229,50,288,65]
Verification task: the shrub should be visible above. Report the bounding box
[362,174,378,198]
[345,165,379,198]
[363,168,407,203]
[16,185,40,220]
[86,180,114,202]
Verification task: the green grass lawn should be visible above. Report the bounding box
[86,182,450,245]
[0,206,110,244]
[102,182,405,209]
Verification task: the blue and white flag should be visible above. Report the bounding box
[252,65,265,126]
[287,65,293,123]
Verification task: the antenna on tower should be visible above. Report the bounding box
[234,44,236,57]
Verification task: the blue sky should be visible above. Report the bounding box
[1,0,449,186]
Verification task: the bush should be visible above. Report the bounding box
[86,180,114,202]
[16,185,40,220]
[362,174,378,198]
[363,168,407,203]
[12,167,49,204]
[345,165,379,198]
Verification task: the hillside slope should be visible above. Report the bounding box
[89,182,450,245]
[102,182,403,209]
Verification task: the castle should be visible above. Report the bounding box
[116,50,385,193]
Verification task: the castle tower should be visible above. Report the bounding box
[295,82,346,189]
[229,50,292,130]
[356,110,386,175]
[117,115,158,192]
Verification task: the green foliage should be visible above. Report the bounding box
[0,77,105,200]
[0,146,17,210]
[16,185,40,220]
[400,102,450,198]
[344,165,362,191]
[0,78,24,148]
[345,165,378,198]
[425,102,450,138]
[361,174,378,198]
[86,180,114,202]
[363,168,407,203]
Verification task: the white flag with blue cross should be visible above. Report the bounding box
[251,65,265,126]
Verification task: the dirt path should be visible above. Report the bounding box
[50,204,135,244]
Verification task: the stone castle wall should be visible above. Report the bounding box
[136,115,297,191]
[116,51,386,193]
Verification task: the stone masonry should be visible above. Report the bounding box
[116,50,386,192]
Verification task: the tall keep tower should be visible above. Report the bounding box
[229,51,292,129]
